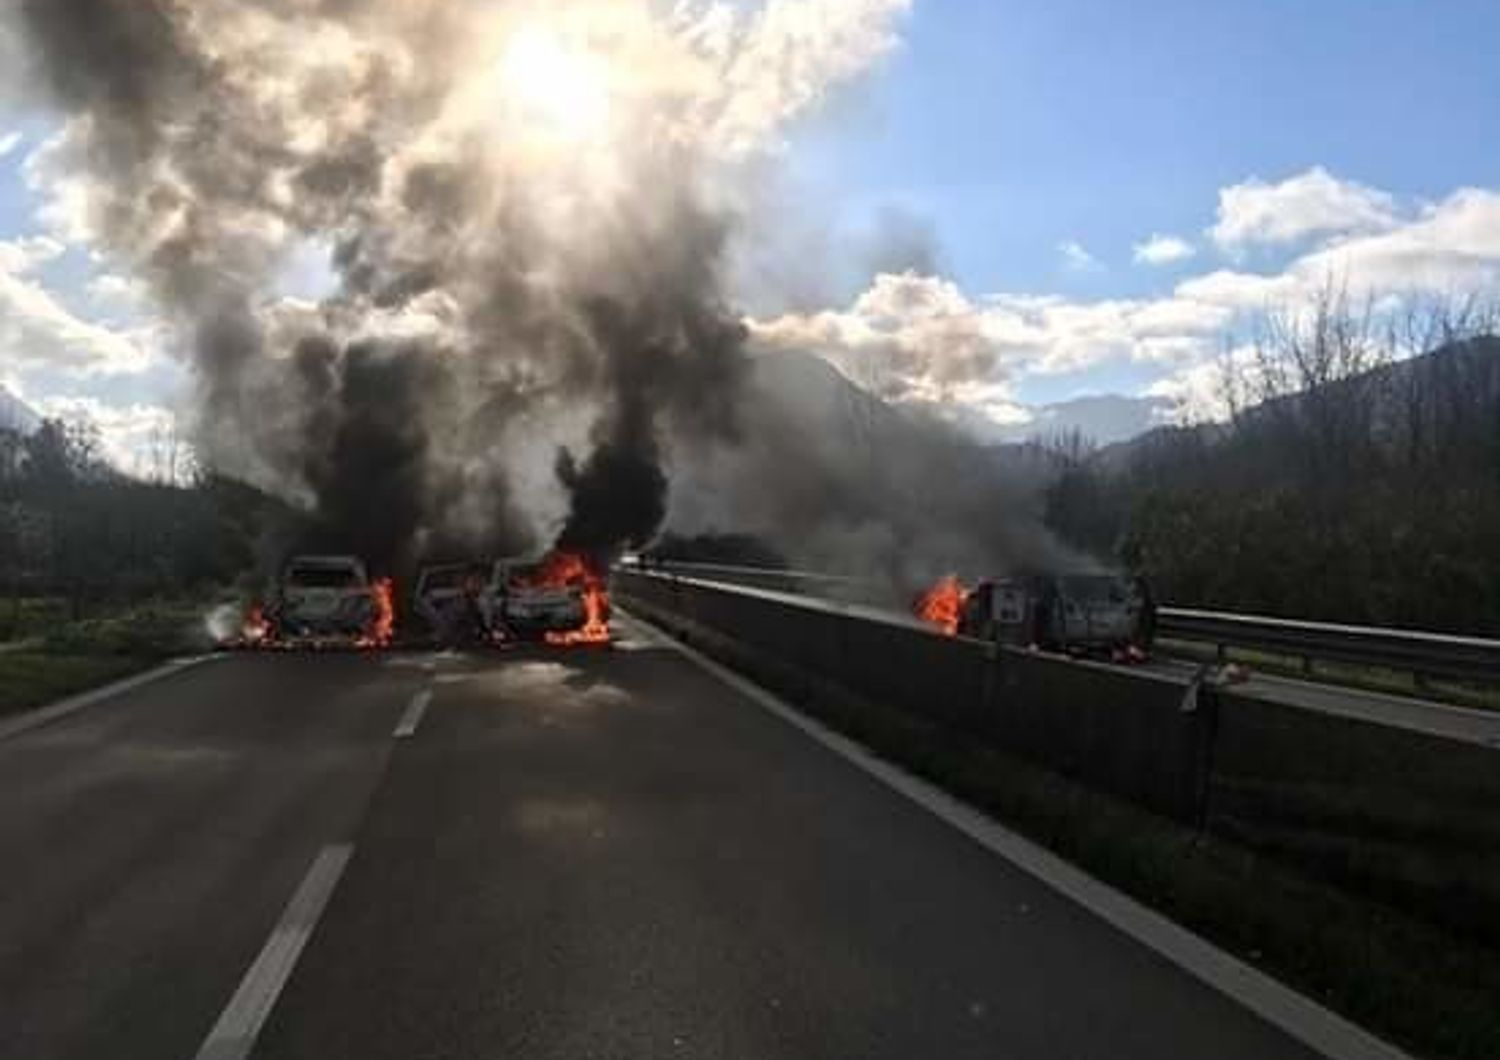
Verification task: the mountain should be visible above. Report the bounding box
[756,352,1170,447]
[1098,333,1500,469]
[840,381,1170,447]
[0,386,40,434]
[994,394,1174,446]
[1047,335,1500,633]
[663,348,1080,581]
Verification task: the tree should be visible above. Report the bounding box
[1098,287,1500,632]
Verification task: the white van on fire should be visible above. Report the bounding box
[956,573,1155,657]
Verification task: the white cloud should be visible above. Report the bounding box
[85,272,148,314]
[0,243,157,379]
[1058,240,1102,272]
[746,268,1235,431]
[0,131,20,159]
[1294,186,1500,294]
[1142,359,1225,423]
[1132,233,1195,266]
[0,234,64,275]
[685,0,912,155]
[1210,166,1397,251]
[1143,344,1271,424]
[22,124,103,246]
[749,170,1500,434]
[1174,268,1301,311]
[748,271,1015,408]
[29,394,181,476]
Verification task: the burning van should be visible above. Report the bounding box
[268,555,394,647]
[954,573,1154,656]
[481,552,611,645]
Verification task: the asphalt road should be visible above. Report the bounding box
[0,620,1324,1060]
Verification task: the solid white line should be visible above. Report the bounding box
[0,654,219,744]
[394,688,431,738]
[193,844,353,1060]
[619,608,1415,1060]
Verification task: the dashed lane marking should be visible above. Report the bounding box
[193,844,353,1060]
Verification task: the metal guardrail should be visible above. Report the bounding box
[629,560,1500,688]
[1156,608,1500,686]
[625,560,875,587]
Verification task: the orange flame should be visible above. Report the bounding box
[520,550,593,588]
[545,581,611,646]
[523,549,612,646]
[242,603,271,646]
[359,577,396,648]
[916,575,967,636]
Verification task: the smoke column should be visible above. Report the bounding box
[8,0,908,573]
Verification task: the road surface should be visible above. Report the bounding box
[0,618,1327,1060]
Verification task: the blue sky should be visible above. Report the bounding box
[3,0,1500,462]
[794,0,1500,298]
[758,0,1500,409]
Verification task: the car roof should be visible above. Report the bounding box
[286,554,363,568]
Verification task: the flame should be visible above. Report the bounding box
[360,577,396,648]
[521,549,612,646]
[545,581,611,646]
[519,550,593,588]
[916,575,968,636]
[241,602,271,646]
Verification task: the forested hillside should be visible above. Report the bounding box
[1045,310,1500,634]
[0,419,283,622]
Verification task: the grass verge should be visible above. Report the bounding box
[0,599,211,719]
[0,652,161,717]
[630,599,1500,1060]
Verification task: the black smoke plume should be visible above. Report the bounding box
[14,2,1083,591]
[10,0,757,576]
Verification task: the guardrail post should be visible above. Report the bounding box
[1193,684,1222,833]
[979,640,1000,719]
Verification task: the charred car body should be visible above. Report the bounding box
[413,562,489,645]
[481,554,610,642]
[267,555,391,645]
[956,573,1155,656]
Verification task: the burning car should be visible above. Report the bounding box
[267,554,394,647]
[414,562,489,645]
[961,574,1153,656]
[919,573,1154,658]
[481,551,611,645]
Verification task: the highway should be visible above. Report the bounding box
[1,616,1332,1060]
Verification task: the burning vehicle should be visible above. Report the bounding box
[261,555,395,648]
[919,573,1155,659]
[482,551,611,645]
[413,562,490,646]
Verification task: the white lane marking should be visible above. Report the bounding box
[394,688,432,738]
[193,844,353,1060]
[621,607,1415,1060]
[0,655,219,744]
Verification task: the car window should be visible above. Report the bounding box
[287,567,362,589]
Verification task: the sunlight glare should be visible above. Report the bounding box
[498,25,613,141]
